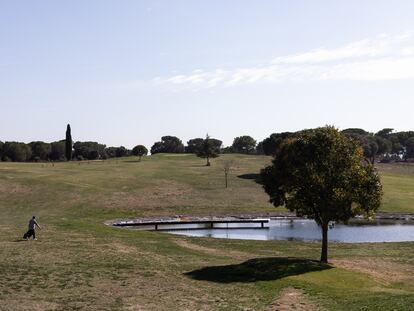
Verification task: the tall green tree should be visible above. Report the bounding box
[232,136,256,154]
[65,124,72,161]
[2,142,32,162]
[261,132,292,156]
[151,136,185,154]
[405,137,414,159]
[375,128,394,138]
[132,145,148,161]
[29,141,51,161]
[255,141,264,155]
[73,141,106,160]
[185,138,204,153]
[115,146,128,157]
[261,127,382,263]
[196,135,221,166]
[104,147,118,158]
[374,136,392,156]
[362,137,379,164]
[49,140,66,161]
[342,129,391,164]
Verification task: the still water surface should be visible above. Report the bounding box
[165,219,414,243]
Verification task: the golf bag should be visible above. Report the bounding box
[23,229,35,239]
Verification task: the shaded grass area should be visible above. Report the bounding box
[0,154,413,310]
[185,257,332,283]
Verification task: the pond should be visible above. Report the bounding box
[165,218,414,243]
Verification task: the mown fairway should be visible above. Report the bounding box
[0,154,413,310]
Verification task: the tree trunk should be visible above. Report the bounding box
[206,157,211,166]
[139,156,142,162]
[225,172,228,188]
[320,222,329,263]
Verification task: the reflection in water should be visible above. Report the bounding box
[166,219,414,243]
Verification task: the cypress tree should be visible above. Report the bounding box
[65,124,72,161]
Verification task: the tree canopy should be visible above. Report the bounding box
[260,132,292,156]
[73,141,106,160]
[49,141,66,161]
[406,137,414,159]
[196,135,222,166]
[132,145,148,160]
[3,126,414,162]
[342,128,399,163]
[261,127,382,263]
[232,136,256,154]
[115,146,128,158]
[29,141,51,161]
[151,136,185,154]
[1,142,32,162]
[185,138,204,153]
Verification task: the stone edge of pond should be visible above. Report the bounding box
[104,212,414,227]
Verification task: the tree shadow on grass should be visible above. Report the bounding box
[185,257,332,283]
[237,173,263,184]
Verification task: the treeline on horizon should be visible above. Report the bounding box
[1,127,414,163]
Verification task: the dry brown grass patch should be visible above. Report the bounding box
[331,258,413,285]
[0,181,31,196]
[111,242,137,254]
[268,287,320,311]
[0,299,60,311]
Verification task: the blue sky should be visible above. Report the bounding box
[1,1,414,148]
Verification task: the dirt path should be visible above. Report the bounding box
[268,288,319,311]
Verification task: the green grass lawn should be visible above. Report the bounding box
[0,154,413,310]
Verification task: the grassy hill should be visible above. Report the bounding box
[0,154,413,310]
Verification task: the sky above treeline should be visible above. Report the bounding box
[1,1,414,148]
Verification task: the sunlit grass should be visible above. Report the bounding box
[0,155,413,310]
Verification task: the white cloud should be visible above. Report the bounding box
[154,31,414,89]
[272,32,413,64]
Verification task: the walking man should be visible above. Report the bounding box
[24,216,41,240]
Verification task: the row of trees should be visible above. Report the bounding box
[150,135,257,155]
[341,128,414,163]
[0,140,148,162]
[3,126,414,163]
[151,128,414,162]
[0,140,66,162]
[258,129,414,163]
[0,134,246,163]
[0,124,149,162]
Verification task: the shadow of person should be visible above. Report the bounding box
[185,257,332,283]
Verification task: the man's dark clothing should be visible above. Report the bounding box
[24,218,39,240]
